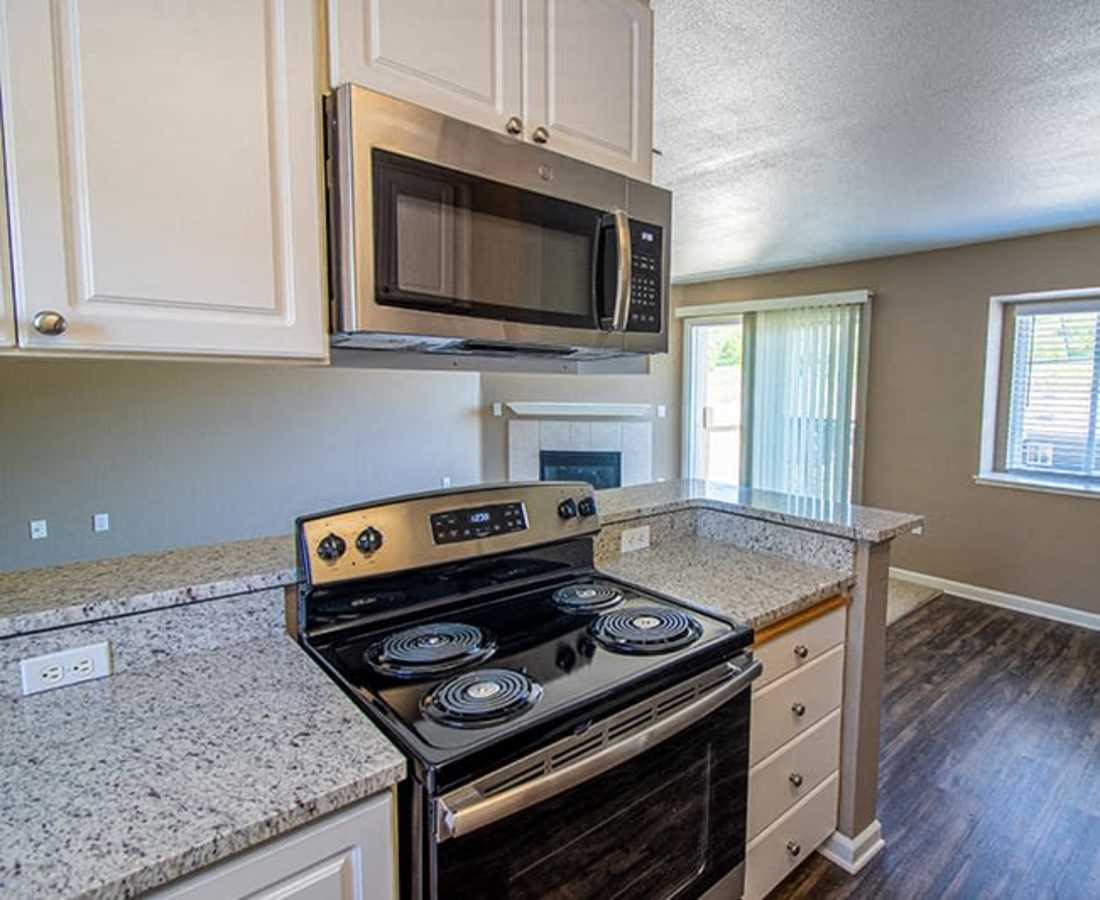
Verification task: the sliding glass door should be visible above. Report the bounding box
[683,294,869,503]
[684,318,746,486]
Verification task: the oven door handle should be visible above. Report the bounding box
[435,657,762,842]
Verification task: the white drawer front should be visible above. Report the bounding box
[750,645,844,766]
[747,709,841,841]
[744,773,839,900]
[754,606,846,690]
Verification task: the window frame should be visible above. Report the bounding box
[977,287,1100,500]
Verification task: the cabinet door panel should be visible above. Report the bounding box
[527,0,653,180]
[150,792,395,900]
[329,0,522,137]
[0,0,326,358]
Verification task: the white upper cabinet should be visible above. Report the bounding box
[328,0,523,136]
[0,0,328,359]
[0,127,14,349]
[329,0,653,180]
[525,0,653,181]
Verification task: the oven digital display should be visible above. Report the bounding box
[431,502,527,545]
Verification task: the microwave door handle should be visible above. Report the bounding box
[609,209,632,332]
[434,658,762,842]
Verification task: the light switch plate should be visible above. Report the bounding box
[620,525,651,553]
[20,642,113,696]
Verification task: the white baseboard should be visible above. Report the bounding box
[818,820,884,874]
[890,567,1100,633]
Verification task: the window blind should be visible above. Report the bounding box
[1006,304,1100,482]
[750,303,861,503]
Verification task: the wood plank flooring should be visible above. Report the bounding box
[769,595,1100,900]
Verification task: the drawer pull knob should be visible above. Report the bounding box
[789,772,804,788]
[786,840,802,857]
[505,115,523,135]
[793,644,809,659]
[791,702,806,718]
[33,310,68,336]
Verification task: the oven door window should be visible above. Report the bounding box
[372,149,606,331]
[435,690,749,900]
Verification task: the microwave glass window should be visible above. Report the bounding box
[373,150,601,330]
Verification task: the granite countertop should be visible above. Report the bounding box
[601,535,856,630]
[0,535,296,638]
[597,479,924,544]
[0,634,405,900]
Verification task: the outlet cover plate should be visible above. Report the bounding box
[20,641,113,696]
[620,525,651,553]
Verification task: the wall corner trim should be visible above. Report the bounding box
[890,567,1100,632]
[818,820,885,875]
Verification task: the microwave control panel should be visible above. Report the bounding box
[628,221,663,333]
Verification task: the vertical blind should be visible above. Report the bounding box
[1005,303,1100,482]
[750,304,861,503]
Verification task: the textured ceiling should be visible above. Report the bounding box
[652,0,1100,280]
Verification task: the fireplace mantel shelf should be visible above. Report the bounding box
[497,402,654,419]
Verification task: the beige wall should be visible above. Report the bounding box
[479,318,684,484]
[0,358,482,571]
[676,225,1100,614]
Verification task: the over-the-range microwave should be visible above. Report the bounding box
[325,85,671,362]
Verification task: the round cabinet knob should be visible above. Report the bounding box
[32,310,68,336]
[557,498,578,520]
[316,533,346,562]
[577,496,597,518]
[532,125,550,144]
[505,115,523,135]
[791,702,806,718]
[355,527,384,554]
[789,772,804,788]
[793,644,809,659]
[786,841,802,858]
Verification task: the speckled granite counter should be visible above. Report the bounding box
[0,535,295,638]
[601,535,855,630]
[598,480,924,543]
[0,634,404,900]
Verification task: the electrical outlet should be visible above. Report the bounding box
[20,642,113,696]
[441,475,452,488]
[29,519,48,540]
[93,512,110,532]
[620,525,651,553]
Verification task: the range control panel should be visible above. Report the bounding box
[430,502,528,545]
[298,482,600,587]
[628,220,663,334]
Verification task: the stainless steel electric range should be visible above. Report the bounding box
[295,482,760,900]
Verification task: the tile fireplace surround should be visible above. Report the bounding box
[507,418,654,485]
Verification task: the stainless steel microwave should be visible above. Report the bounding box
[325,85,672,360]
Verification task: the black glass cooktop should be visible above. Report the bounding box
[312,575,743,755]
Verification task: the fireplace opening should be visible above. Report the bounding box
[539,450,622,490]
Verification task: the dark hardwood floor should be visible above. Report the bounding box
[769,594,1100,900]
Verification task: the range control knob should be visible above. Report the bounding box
[557,498,579,520]
[316,533,346,562]
[355,527,384,554]
[577,496,597,518]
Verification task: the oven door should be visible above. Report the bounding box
[431,658,760,900]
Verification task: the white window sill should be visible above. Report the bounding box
[974,472,1100,500]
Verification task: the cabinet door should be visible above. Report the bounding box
[0,0,327,358]
[526,0,653,180]
[0,126,14,349]
[150,792,395,900]
[329,0,523,139]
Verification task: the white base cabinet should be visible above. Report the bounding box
[328,0,653,180]
[745,603,847,900]
[0,0,328,359]
[150,792,396,900]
